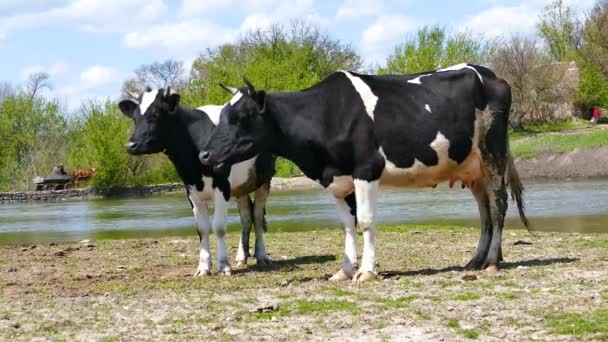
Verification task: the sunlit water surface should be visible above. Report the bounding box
[1,180,607,244]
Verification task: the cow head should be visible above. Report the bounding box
[199,78,270,174]
[118,87,180,155]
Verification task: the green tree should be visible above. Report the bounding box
[575,63,608,113]
[0,83,66,191]
[537,0,578,61]
[379,26,492,75]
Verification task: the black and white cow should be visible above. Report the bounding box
[118,88,275,276]
[199,64,530,282]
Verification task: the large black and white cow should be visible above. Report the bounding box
[199,64,530,282]
[118,88,275,276]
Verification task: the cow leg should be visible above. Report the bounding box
[190,197,212,277]
[352,179,379,282]
[234,195,253,268]
[465,181,493,270]
[253,182,271,265]
[484,173,508,271]
[212,189,231,275]
[330,193,357,281]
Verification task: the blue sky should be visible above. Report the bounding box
[0,0,596,111]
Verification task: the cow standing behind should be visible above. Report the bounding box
[199,64,530,282]
[118,88,275,276]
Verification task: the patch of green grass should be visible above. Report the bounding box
[509,120,583,139]
[414,308,431,320]
[453,293,481,301]
[1,310,13,319]
[495,292,521,300]
[547,309,608,337]
[446,318,480,339]
[586,238,608,248]
[381,224,471,233]
[511,129,608,159]
[89,282,132,294]
[376,295,418,309]
[253,299,359,320]
[325,287,355,297]
[601,290,608,300]
[294,299,359,315]
[461,329,480,339]
[98,337,118,342]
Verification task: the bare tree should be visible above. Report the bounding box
[122,59,186,96]
[0,82,16,103]
[490,35,564,130]
[26,72,52,101]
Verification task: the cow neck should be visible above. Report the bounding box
[265,92,323,177]
[163,106,207,183]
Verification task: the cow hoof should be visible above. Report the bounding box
[465,258,485,270]
[233,260,247,269]
[193,269,211,278]
[256,257,271,266]
[219,270,232,276]
[352,271,376,283]
[329,269,352,281]
[485,264,499,273]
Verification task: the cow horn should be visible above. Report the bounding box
[126,91,139,101]
[219,83,238,95]
[243,76,255,94]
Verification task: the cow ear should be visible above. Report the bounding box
[118,99,138,118]
[166,93,181,114]
[255,90,266,114]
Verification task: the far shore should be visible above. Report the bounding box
[2,147,608,203]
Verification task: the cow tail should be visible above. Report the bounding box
[505,150,532,234]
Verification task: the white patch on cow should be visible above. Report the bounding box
[340,70,378,120]
[425,104,432,113]
[197,105,223,125]
[229,91,243,106]
[333,197,357,276]
[212,188,230,274]
[228,156,257,190]
[379,132,456,187]
[437,63,484,83]
[326,175,355,199]
[139,89,158,116]
[189,182,214,276]
[407,74,432,84]
[353,179,379,275]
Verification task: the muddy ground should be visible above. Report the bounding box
[1,225,607,341]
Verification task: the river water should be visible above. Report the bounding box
[1,180,607,244]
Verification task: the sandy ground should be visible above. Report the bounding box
[515,147,608,181]
[1,226,607,341]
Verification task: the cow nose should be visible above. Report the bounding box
[199,151,211,165]
[126,141,137,150]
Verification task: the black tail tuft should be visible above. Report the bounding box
[506,153,533,234]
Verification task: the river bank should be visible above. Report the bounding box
[2,146,607,203]
[1,225,607,340]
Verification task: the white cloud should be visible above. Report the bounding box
[460,4,539,37]
[336,0,385,20]
[178,0,232,17]
[21,62,70,79]
[80,65,119,88]
[360,15,421,64]
[461,0,598,37]
[123,20,237,50]
[0,0,167,38]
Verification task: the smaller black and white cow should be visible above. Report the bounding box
[118,87,275,276]
[199,64,530,282]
